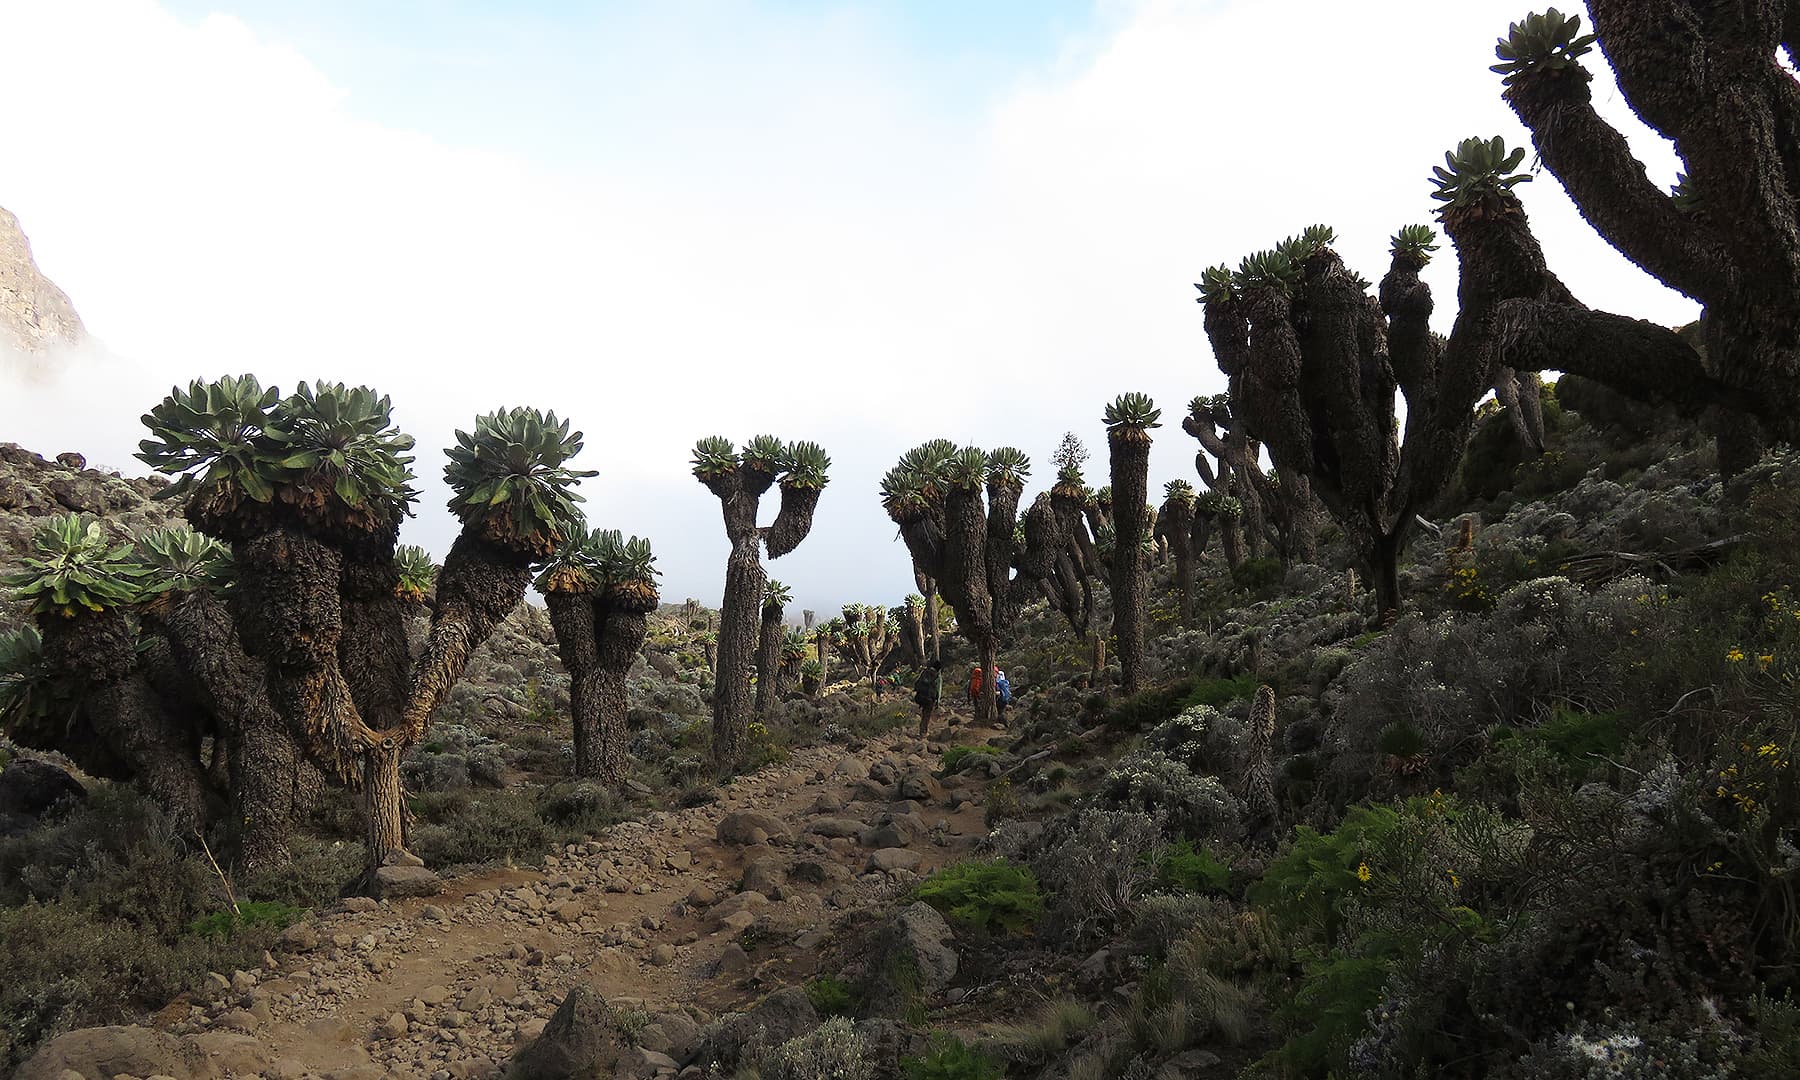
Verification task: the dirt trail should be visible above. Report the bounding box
[159,719,1000,1080]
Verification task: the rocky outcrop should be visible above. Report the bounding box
[0,206,84,355]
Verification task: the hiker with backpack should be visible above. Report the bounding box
[967,664,984,709]
[914,659,943,736]
[994,667,1011,726]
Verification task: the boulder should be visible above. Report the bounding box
[508,985,629,1079]
[803,817,866,840]
[0,757,86,816]
[715,809,789,845]
[373,864,442,898]
[861,903,958,1017]
[16,1026,220,1080]
[689,987,818,1069]
[740,857,786,899]
[867,848,923,873]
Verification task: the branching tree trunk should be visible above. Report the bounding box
[693,438,827,769]
[1105,394,1160,697]
[1491,5,1800,473]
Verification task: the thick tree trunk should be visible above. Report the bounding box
[363,738,407,867]
[339,555,412,731]
[1370,530,1404,625]
[1109,431,1151,696]
[921,575,941,660]
[400,533,531,742]
[755,601,784,717]
[546,592,603,778]
[979,637,997,727]
[156,590,323,872]
[40,608,206,830]
[1219,517,1243,569]
[712,535,764,769]
[590,606,647,786]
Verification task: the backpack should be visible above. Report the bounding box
[914,670,939,704]
[996,675,1011,705]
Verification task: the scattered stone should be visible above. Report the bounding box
[15,1025,221,1080]
[649,943,676,966]
[375,1012,409,1040]
[420,985,452,1006]
[715,810,789,845]
[508,985,630,1079]
[867,848,922,873]
[864,903,959,1016]
[342,897,379,914]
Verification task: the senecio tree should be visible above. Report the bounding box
[1155,480,1199,625]
[754,579,790,717]
[537,529,659,784]
[1183,393,1321,568]
[881,442,1030,721]
[1492,6,1800,472]
[137,378,592,883]
[1198,125,1614,616]
[691,435,829,767]
[1105,393,1159,696]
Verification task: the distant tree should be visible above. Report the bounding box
[1104,393,1160,695]
[691,436,829,768]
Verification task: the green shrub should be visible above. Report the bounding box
[940,745,999,773]
[1181,674,1260,709]
[410,788,559,868]
[900,1034,1004,1080]
[1231,556,1285,596]
[1153,839,1231,894]
[914,859,1043,936]
[1249,804,1401,946]
[805,975,855,1017]
[1376,720,1427,759]
[188,900,302,942]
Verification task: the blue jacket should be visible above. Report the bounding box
[995,674,1011,704]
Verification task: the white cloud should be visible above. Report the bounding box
[0,0,1694,611]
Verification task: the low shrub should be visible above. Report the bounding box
[914,859,1043,936]
[805,975,855,1018]
[188,900,302,942]
[1154,838,1231,894]
[940,745,999,774]
[900,1034,1004,1080]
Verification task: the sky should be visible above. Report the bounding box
[0,0,1696,614]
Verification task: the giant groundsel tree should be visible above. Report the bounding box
[537,528,660,784]
[692,435,828,767]
[1104,393,1159,695]
[1489,5,1800,473]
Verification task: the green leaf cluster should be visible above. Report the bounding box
[984,446,1031,488]
[779,440,831,490]
[900,1035,1004,1080]
[1163,479,1196,505]
[137,376,418,523]
[1390,223,1440,264]
[3,515,146,617]
[944,446,990,490]
[1429,135,1531,212]
[1491,7,1597,84]
[1194,264,1236,305]
[392,544,436,600]
[444,407,593,551]
[690,436,739,479]
[1104,392,1162,431]
[269,382,418,513]
[533,527,657,594]
[763,578,792,609]
[0,626,58,730]
[914,858,1044,935]
[136,375,283,503]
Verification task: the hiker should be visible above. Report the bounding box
[994,667,1011,725]
[873,675,887,700]
[967,664,984,708]
[914,660,943,736]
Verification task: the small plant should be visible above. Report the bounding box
[914,859,1044,936]
[900,1034,1004,1080]
[941,745,1000,773]
[1429,135,1531,212]
[188,900,303,942]
[1154,839,1232,894]
[805,975,855,1017]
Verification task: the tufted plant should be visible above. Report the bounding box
[693,435,830,768]
[1104,393,1160,694]
[539,527,659,783]
[391,545,437,604]
[756,578,791,717]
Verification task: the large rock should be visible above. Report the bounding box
[0,757,86,816]
[507,985,629,1079]
[689,987,819,1069]
[0,206,85,355]
[16,1025,220,1080]
[716,809,789,845]
[373,864,443,898]
[860,903,958,1017]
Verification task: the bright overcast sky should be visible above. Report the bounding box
[0,0,1694,612]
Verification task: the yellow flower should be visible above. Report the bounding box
[1356,862,1372,883]
[1759,653,1775,669]
[1726,647,1746,663]
[1447,870,1460,888]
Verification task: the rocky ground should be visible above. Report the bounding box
[18,716,1004,1080]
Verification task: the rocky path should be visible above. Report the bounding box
[47,721,1001,1080]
